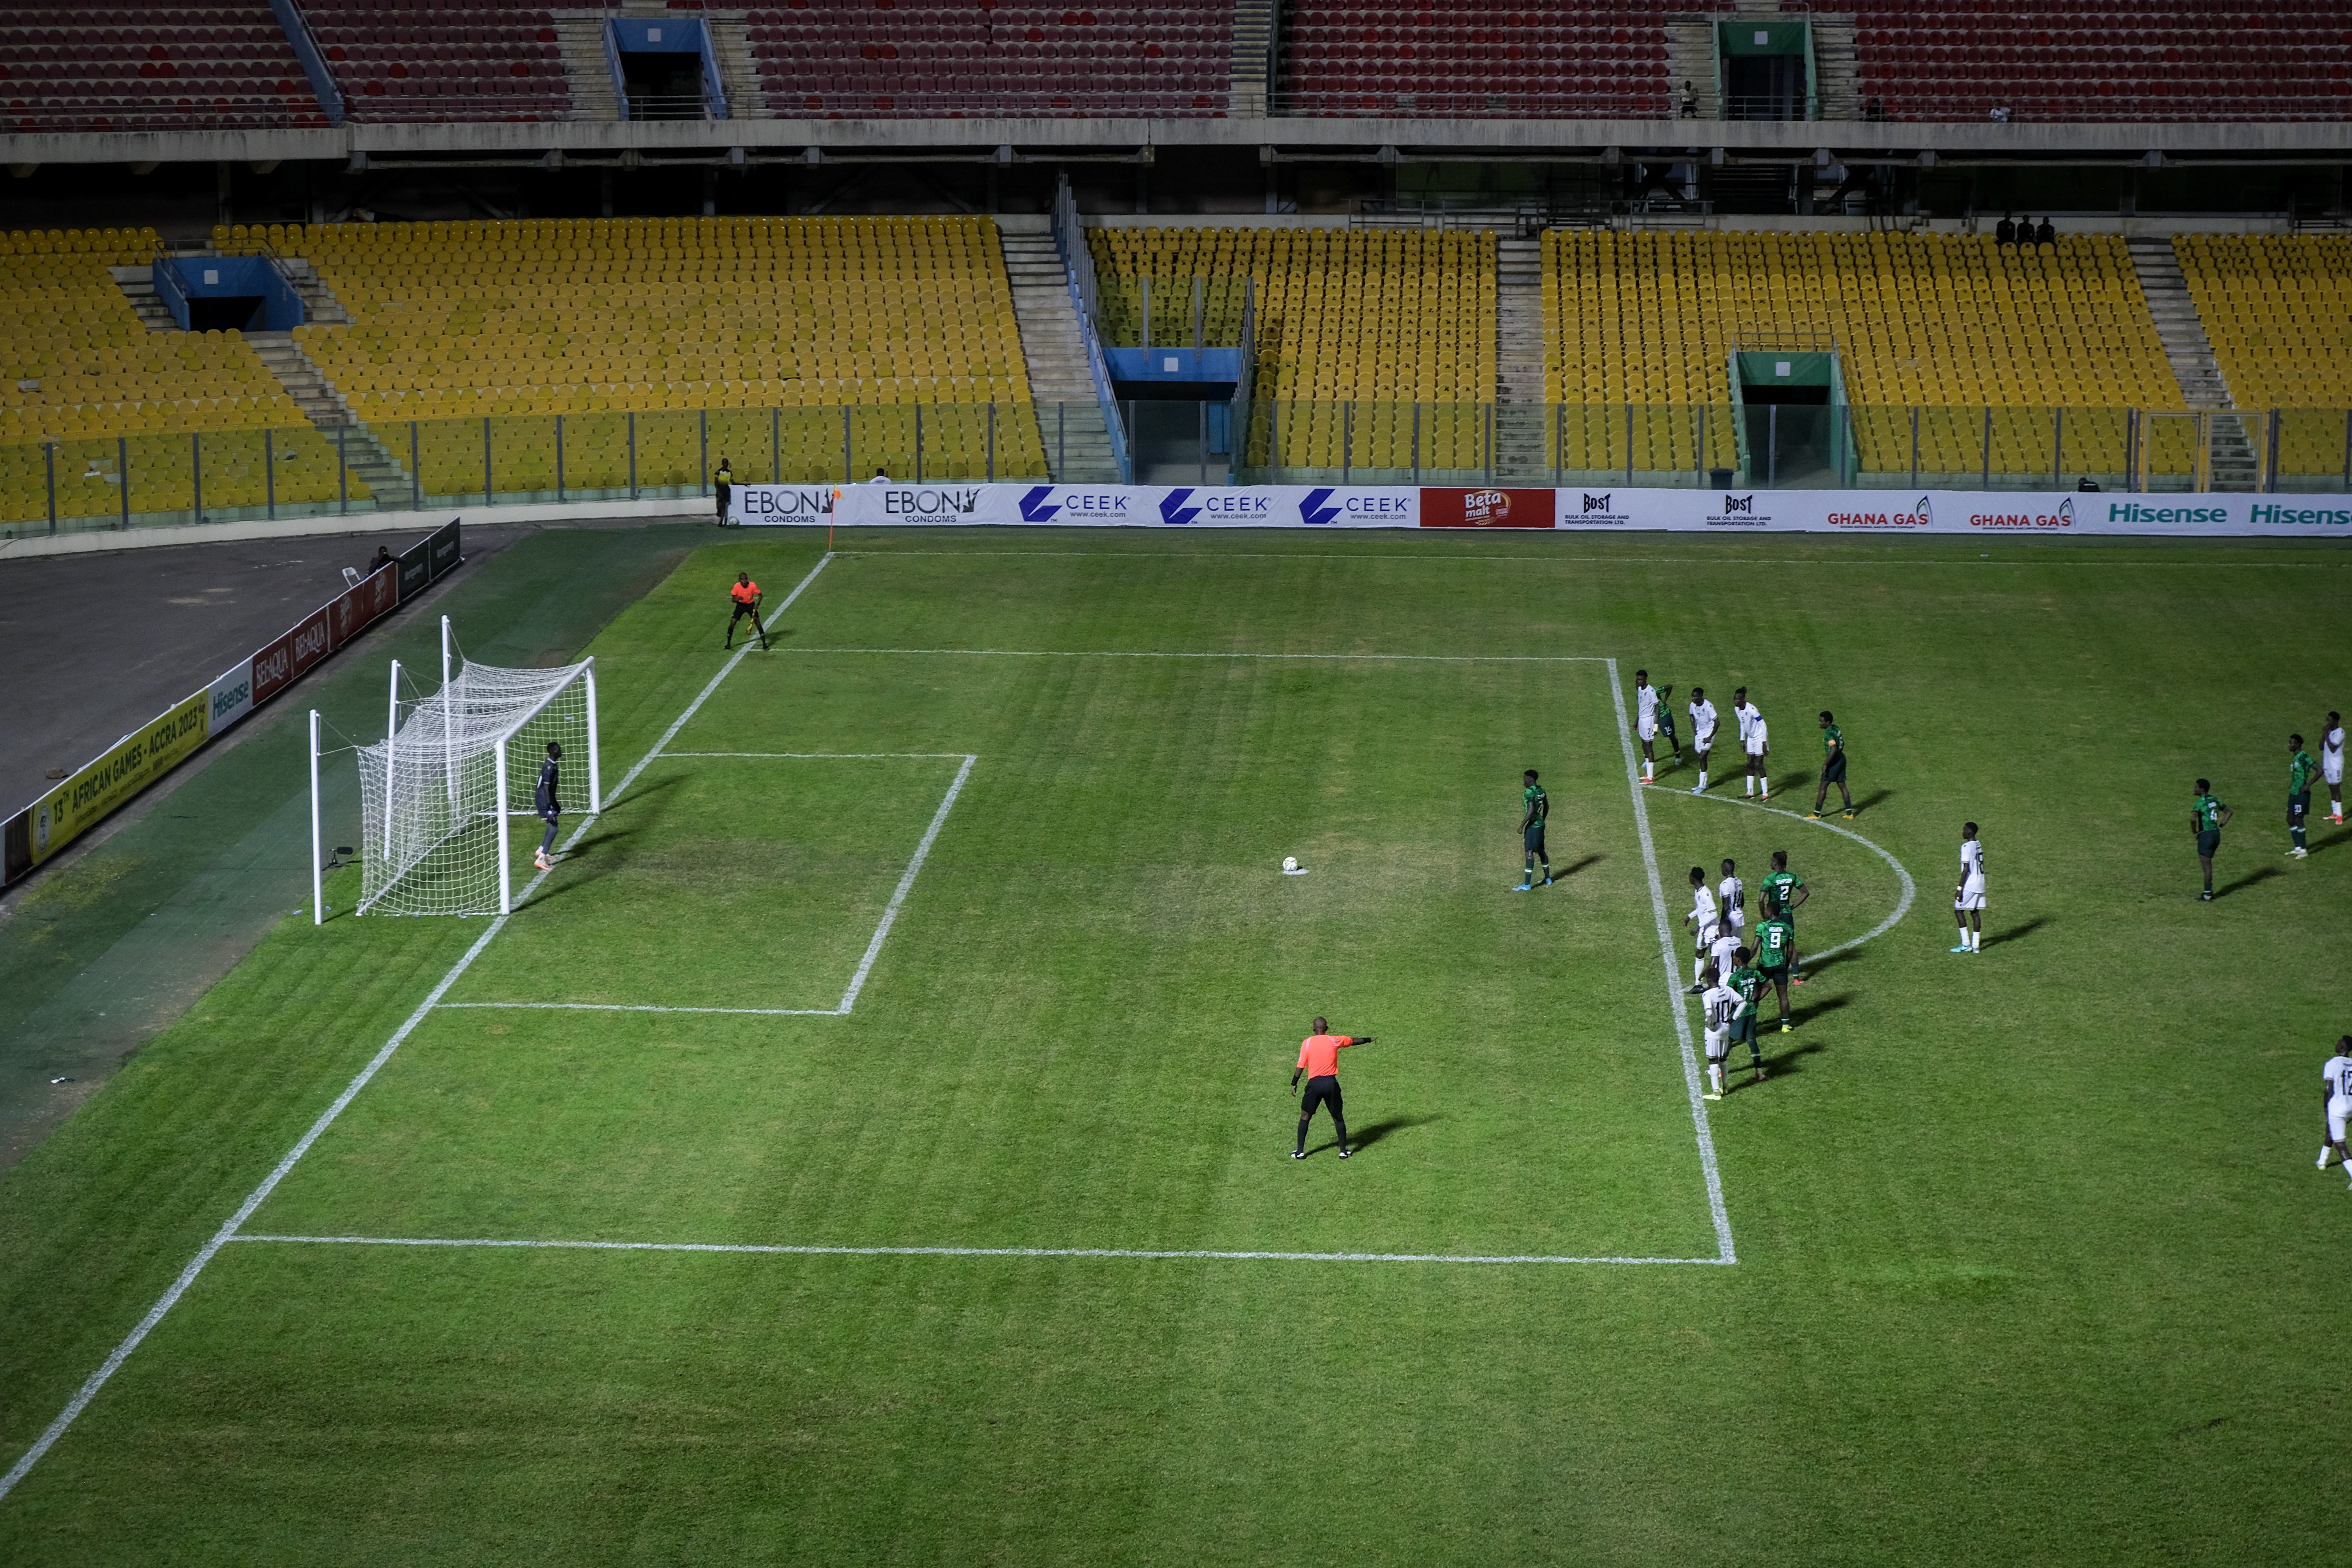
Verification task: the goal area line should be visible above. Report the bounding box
[228,1234,1734,1268]
[449,749,977,1018]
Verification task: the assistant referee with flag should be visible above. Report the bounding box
[1292,1017,1373,1159]
[726,571,769,650]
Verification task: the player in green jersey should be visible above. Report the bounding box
[1760,849,1809,985]
[1514,769,1554,891]
[1754,917,1797,1031]
[1728,948,1769,1083]
[2288,734,2318,859]
[2191,778,2232,900]
[1808,710,1853,819]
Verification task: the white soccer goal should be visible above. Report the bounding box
[347,617,600,917]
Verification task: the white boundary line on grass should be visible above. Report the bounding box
[1605,659,1738,1266]
[0,555,842,1506]
[438,750,976,1018]
[226,1234,1727,1266]
[778,648,1610,663]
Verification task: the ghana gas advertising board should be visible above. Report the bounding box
[729,483,2352,536]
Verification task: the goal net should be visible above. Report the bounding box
[357,658,600,917]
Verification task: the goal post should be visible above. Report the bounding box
[356,654,600,918]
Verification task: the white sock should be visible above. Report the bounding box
[1709,1064,1723,1093]
[1643,760,1652,780]
[1970,929,1980,950]
[1760,776,1769,794]
[1698,770,1708,790]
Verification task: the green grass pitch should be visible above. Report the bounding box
[0,529,2347,1564]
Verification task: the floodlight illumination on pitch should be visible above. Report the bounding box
[345,617,601,918]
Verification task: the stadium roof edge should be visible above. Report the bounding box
[5,117,2352,169]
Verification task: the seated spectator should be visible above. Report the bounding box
[1679,81,1698,118]
[2035,216,2056,246]
[1989,105,2011,123]
[1995,213,2017,245]
[2076,475,2101,492]
[1863,96,1884,122]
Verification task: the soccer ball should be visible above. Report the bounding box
[1282,856,1299,872]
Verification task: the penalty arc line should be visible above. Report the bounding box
[1673,789,1917,966]
[229,1234,1732,1266]
[0,555,839,1507]
[1608,657,1738,1268]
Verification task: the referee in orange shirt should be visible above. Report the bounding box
[1291,1016,1374,1159]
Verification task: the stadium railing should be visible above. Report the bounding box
[0,401,1098,538]
[1235,401,2312,493]
[7,402,2335,538]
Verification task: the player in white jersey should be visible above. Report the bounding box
[1732,686,1769,799]
[1708,926,1741,988]
[1637,668,1674,785]
[1688,687,1720,795]
[1683,865,1719,992]
[2324,711,2344,826]
[1950,822,1986,953]
[1635,669,1664,783]
[1700,977,1749,1099]
[2321,1036,2352,1181]
[1718,858,1745,942]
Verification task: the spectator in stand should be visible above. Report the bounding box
[1990,105,2011,123]
[2035,216,2057,246]
[1995,213,2018,245]
[2077,475,2102,492]
[1680,80,1698,117]
[1863,96,1885,121]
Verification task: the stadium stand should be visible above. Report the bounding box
[263,214,1044,497]
[1544,228,2189,481]
[301,0,570,123]
[0,1,328,132]
[745,1,1234,118]
[0,228,357,529]
[1854,4,2352,123]
[1090,225,1496,475]
[2176,234,2352,483]
[1275,3,1672,118]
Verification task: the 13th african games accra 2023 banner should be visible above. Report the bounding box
[727,483,2352,536]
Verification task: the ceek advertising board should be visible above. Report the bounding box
[729,483,2352,537]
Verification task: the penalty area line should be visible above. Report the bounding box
[229,1234,1734,1267]
[1608,657,1738,1268]
[0,555,840,1509]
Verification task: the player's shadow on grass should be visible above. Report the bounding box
[1345,1114,1441,1151]
[1557,854,1603,878]
[1756,1039,1828,1079]
[2217,865,2283,897]
[1844,788,1893,815]
[1794,993,1852,1025]
[1981,915,2050,949]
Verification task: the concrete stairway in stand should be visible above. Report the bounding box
[246,334,413,509]
[1811,15,1862,120]
[1230,0,1275,117]
[548,11,623,121]
[998,224,1122,483]
[704,13,768,119]
[1663,17,1719,119]
[1494,236,1549,480]
[2128,236,2259,490]
[109,266,178,332]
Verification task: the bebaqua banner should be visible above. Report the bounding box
[729,484,2352,536]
